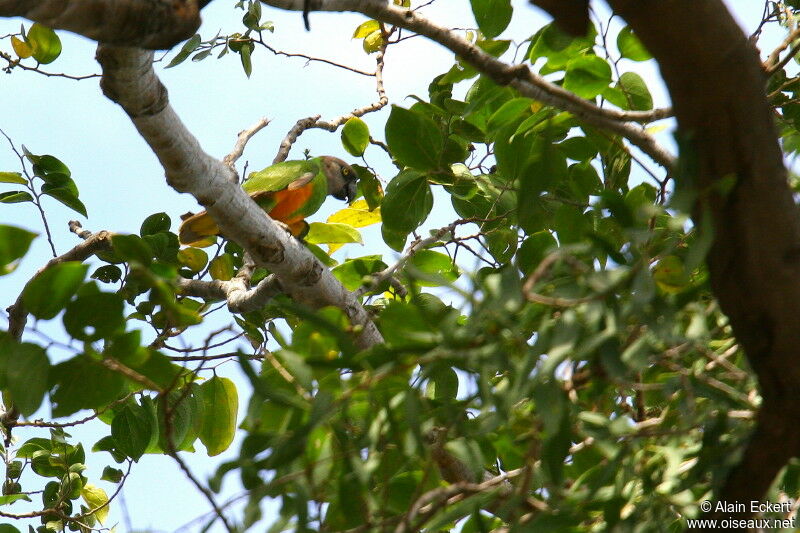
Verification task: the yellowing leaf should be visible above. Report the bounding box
[11,36,32,58]
[645,124,668,135]
[209,254,234,281]
[363,30,384,53]
[199,376,238,456]
[306,222,363,245]
[177,247,208,272]
[327,199,381,228]
[652,255,688,294]
[353,20,380,39]
[27,23,61,64]
[81,484,110,524]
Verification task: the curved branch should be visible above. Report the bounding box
[273,45,388,162]
[261,0,675,170]
[95,45,383,349]
[0,0,206,49]
[176,274,284,313]
[6,229,113,340]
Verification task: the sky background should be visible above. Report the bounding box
[0,1,780,531]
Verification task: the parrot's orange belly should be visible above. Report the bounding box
[268,184,314,225]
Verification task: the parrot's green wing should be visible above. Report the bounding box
[242,158,323,194]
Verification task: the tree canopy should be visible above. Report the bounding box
[1,0,799,531]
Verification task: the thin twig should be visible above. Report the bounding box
[223,116,270,170]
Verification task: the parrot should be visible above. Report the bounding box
[179,156,358,246]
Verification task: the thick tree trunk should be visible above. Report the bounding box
[604,0,800,521]
[0,0,204,49]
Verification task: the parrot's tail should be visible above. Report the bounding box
[179,211,219,246]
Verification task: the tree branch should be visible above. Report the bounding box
[273,45,388,162]
[0,0,205,49]
[260,0,676,170]
[95,45,383,349]
[6,229,113,340]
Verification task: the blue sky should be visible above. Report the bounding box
[0,1,775,530]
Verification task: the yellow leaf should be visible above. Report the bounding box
[81,484,110,524]
[209,254,234,281]
[326,199,381,228]
[353,20,380,39]
[645,124,668,135]
[363,30,384,53]
[11,36,32,58]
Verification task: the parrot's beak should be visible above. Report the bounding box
[343,180,357,203]
[330,173,358,203]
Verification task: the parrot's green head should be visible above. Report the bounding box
[321,156,358,204]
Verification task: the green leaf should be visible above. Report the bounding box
[15,437,51,458]
[406,250,460,286]
[112,234,153,265]
[63,292,125,341]
[0,172,26,184]
[27,153,70,177]
[470,0,513,38]
[199,376,238,456]
[177,247,208,272]
[494,123,537,182]
[27,23,61,64]
[487,97,533,131]
[305,222,363,246]
[0,495,30,508]
[381,170,433,233]
[91,265,122,284]
[617,26,652,61]
[559,136,597,161]
[563,55,612,99]
[0,225,36,276]
[516,231,557,275]
[50,355,126,417]
[140,212,171,236]
[553,204,590,244]
[0,191,33,204]
[6,342,49,416]
[41,186,87,217]
[377,301,437,349]
[157,389,194,452]
[240,42,254,77]
[385,105,444,171]
[101,466,124,483]
[23,262,88,319]
[528,23,596,71]
[382,224,408,252]
[341,117,370,157]
[167,34,202,68]
[331,256,388,291]
[111,401,154,461]
[616,71,653,111]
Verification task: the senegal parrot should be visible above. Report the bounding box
[179,156,357,246]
